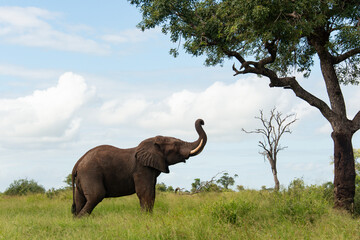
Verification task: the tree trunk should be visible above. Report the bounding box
[332,131,355,212]
[267,155,280,191]
[272,168,280,191]
[310,33,357,212]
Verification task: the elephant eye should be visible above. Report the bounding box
[168,142,177,152]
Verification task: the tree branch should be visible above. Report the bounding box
[352,111,360,133]
[233,56,335,123]
[333,48,360,64]
[286,78,335,122]
[259,40,278,67]
[230,40,279,78]
[258,141,269,154]
[225,49,246,65]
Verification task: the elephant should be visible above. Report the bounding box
[71,119,207,217]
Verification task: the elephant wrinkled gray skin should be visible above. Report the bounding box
[71,119,207,217]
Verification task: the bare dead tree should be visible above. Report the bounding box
[243,108,297,191]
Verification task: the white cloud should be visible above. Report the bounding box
[101,28,160,44]
[317,122,332,135]
[286,162,330,172]
[0,72,94,144]
[99,98,149,125]
[0,6,109,55]
[98,78,294,140]
[346,86,360,120]
[0,63,61,80]
[290,101,317,120]
[0,6,54,29]
[140,79,293,137]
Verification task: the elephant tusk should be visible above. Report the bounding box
[190,139,203,155]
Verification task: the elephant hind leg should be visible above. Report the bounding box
[77,193,105,217]
[74,187,86,216]
[76,182,106,217]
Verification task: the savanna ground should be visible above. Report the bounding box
[0,183,359,240]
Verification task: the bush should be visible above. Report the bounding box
[354,181,360,216]
[167,186,174,192]
[156,182,174,192]
[64,173,72,189]
[237,185,245,191]
[156,182,167,192]
[45,187,69,199]
[4,179,45,196]
[288,178,305,192]
[211,200,255,225]
[321,181,334,203]
[277,179,329,224]
[191,178,222,193]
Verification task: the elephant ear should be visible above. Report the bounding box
[136,137,170,173]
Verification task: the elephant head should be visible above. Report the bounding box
[136,119,207,173]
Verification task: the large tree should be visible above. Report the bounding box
[130,0,360,211]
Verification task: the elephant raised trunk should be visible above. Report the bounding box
[189,119,207,156]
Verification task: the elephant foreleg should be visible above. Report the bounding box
[138,194,155,212]
[134,171,156,212]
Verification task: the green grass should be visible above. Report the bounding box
[0,189,359,239]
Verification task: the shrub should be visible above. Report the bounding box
[216,173,238,189]
[276,180,329,224]
[237,185,245,191]
[167,186,174,192]
[4,179,45,196]
[211,200,256,225]
[45,187,69,199]
[288,178,305,193]
[321,181,334,203]
[156,182,174,192]
[156,182,167,192]
[63,174,72,189]
[191,178,222,193]
[354,180,360,216]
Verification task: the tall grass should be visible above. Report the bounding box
[0,186,359,239]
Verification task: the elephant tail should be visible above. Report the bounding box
[71,166,77,215]
[71,150,91,216]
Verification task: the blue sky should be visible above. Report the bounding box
[0,1,359,192]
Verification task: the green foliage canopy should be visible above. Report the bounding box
[130,0,360,84]
[354,148,360,185]
[191,177,221,193]
[216,173,238,189]
[4,179,45,196]
[355,148,360,168]
[355,148,360,214]
[156,182,174,192]
[64,174,72,189]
